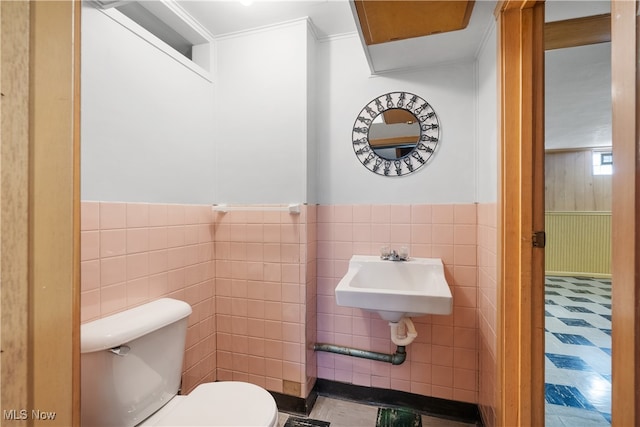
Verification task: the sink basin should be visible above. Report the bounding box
[335,255,453,322]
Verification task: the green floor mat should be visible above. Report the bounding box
[284,416,330,427]
[376,407,422,427]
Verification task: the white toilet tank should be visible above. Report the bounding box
[81,298,192,427]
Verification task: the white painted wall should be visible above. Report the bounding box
[545,42,611,150]
[545,0,610,22]
[212,20,312,204]
[307,25,319,204]
[81,4,215,204]
[316,35,477,204]
[476,22,498,203]
[82,6,492,207]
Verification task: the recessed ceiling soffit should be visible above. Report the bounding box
[354,0,476,45]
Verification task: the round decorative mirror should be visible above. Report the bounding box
[352,92,440,176]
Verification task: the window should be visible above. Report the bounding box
[592,151,613,176]
[95,0,213,76]
[116,2,194,60]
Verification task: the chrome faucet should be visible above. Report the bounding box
[380,247,409,261]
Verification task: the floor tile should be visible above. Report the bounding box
[545,276,611,427]
[547,405,610,426]
[552,333,594,346]
[545,383,595,410]
[546,353,592,371]
[569,373,611,412]
[557,318,594,328]
[278,396,477,427]
[566,296,594,303]
[284,416,330,427]
[309,396,379,427]
[563,306,594,313]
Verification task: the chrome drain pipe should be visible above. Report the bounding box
[313,343,407,365]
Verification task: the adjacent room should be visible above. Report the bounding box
[544,2,612,425]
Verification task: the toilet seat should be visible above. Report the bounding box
[142,382,278,427]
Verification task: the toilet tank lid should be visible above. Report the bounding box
[81,298,192,353]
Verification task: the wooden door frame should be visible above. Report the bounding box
[1,2,32,420]
[610,0,639,425]
[0,2,81,425]
[496,1,546,425]
[497,1,640,426]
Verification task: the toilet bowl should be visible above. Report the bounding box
[80,298,277,427]
[140,382,277,427]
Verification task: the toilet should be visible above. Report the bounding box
[81,298,278,427]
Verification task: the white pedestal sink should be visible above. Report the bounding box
[335,255,453,322]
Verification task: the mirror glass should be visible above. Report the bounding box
[352,92,440,177]
[368,109,421,160]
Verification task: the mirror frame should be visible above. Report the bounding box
[352,91,440,176]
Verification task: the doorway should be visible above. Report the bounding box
[544,2,613,426]
[496,1,640,425]
[543,4,612,425]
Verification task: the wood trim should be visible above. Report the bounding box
[355,0,476,45]
[544,145,611,154]
[530,4,546,425]
[72,2,82,424]
[352,1,371,44]
[382,109,416,124]
[545,14,611,51]
[496,1,545,426]
[546,271,611,279]
[368,136,418,147]
[461,0,475,31]
[30,2,80,425]
[610,1,639,425]
[495,0,539,15]
[0,2,32,423]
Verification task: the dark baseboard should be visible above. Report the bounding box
[269,379,482,425]
[269,388,318,416]
[312,379,482,426]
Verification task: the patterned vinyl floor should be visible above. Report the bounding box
[545,276,611,426]
[277,396,476,427]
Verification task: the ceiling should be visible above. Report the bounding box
[177,0,498,74]
[544,0,611,150]
[177,0,358,39]
[173,1,611,75]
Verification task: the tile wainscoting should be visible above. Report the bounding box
[477,203,498,426]
[80,201,216,393]
[212,204,317,398]
[80,202,497,412]
[315,204,479,404]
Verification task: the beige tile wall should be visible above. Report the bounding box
[477,203,498,425]
[80,201,483,405]
[305,206,318,395]
[315,204,479,403]
[212,205,315,397]
[80,201,216,393]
